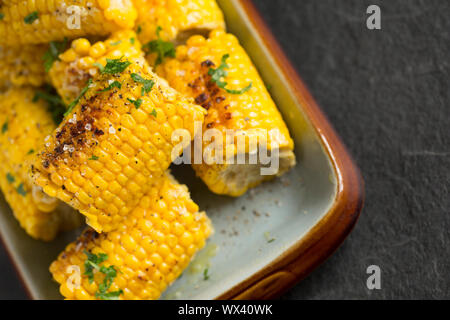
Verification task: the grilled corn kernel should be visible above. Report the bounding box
[0,87,83,241]
[154,30,296,196]
[0,44,48,90]
[49,30,145,105]
[0,0,137,45]
[50,172,213,300]
[132,0,225,44]
[33,60,205,233]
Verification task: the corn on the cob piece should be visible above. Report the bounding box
[0,44,48,90]
[49,30,145,105]
[154,30,296,197]
[50,172,212,300]
[132,0,225,45]
[0,88,83,241]
[32,57,206,233]
[0,0,137,46]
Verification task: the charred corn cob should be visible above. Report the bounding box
[0,88,83,241]
[154,30,296,196]
[133,0,225,45]
[49,30,145,105]
[50,172,213,300]
[0,0,137,45]
[32,57,206,233]
[0,44,48,90]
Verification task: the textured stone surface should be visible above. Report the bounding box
[253,0,450,299]
[0,0,449,299]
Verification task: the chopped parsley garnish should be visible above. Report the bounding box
[65,78,93,117]
[83,251,122,300]
[149,109,157,117]
[110,40,121,46]
[127,98,143,109]
[6,173,15,184]
[208,54,253,94]
[33,90,64,106]
[96,289,123,300]
[101,58,131,75]
[130,37,135,45]
[43,38,68,72]
[24,11,38,24]
[16,183,27,196]
[27,149,35,155]
[89,155,99,160]
[264,231,276,243]
[131,73,154,95]
[1,121,8,134]
[33,86,66,124]
[0,13,4,20]
[203,268,210,281]
[136,25,142,34]
[84,250,108,283]
[99,80,122,93]
[92,62,104,72]
[142,26,175,67]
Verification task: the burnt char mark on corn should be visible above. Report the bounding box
[187,60,228,126]
[40,95,104,169]
[34,59,207,234]
[76,228,100,249]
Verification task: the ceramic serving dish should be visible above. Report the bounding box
[0,0,364,300]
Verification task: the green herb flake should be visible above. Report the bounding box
[127,98,143,109]
[1,121,8,134]
[110,40,121,46]
[131,73,154,95]
[24,11,38,24]
[92,62,105,72]
[101,58,131,75]
[65,78,93,117]
[203,268,210,281]
[130,37,135,45]
[96,289,123,300]
[33,86,67,124]
[264,231,276,243]
[83,250,108,283]
[83,251,122,300]
[149,109,157,117]
[27,149,35,155]
[16,183,27,196]
[43,38,69,72]
[208,54,253,95]
[142,26,175,67]
[33,90,64,106]
[89,155,99,161]
[6,173,15,184]
[0,13,4,20]
[224,82,253,95]
[136,25,142,34]
[99,80,122,93]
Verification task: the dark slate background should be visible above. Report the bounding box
[0,0,449,299]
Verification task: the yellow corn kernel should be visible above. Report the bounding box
[154,30,296,196]
[33,58,205,233]
[132,0,225,45]
[71,38,91,56]
[49,172,213,300]
[49,30,146,105]
[0,87,83,241]
[0,0,137,45]
[0,44,48,90]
